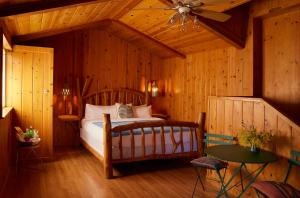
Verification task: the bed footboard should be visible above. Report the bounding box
[102,113,206,179]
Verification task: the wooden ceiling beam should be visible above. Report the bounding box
[196,3,250,48]
[159,0,250,48]
[108,20,186,58]
[13,19,185,59]
[13,20,112,43]
[0,0,112,17]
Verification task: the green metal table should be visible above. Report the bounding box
[205,144,278,198]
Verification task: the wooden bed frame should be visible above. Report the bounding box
[77,79,206,179]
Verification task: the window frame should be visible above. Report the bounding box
[0,31,3,118]
[1,31,12,118]
[2,49,5,109]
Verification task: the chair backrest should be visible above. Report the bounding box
[204,133,236,147]
[284,150,300,183]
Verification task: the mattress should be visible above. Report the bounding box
[80,117,198,160]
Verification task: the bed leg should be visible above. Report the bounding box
[197,112,206,157]
[103,114,113,179]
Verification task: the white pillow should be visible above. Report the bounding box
[85,104,117,119]
[133,105,152,118]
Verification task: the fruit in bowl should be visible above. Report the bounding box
[16,126,41,146]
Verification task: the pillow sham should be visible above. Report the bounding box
[85,104,117,119]
[117,104,134,119]
[132,105,152,118]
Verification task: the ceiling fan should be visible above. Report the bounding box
[134,0,232,30]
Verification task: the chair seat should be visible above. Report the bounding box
[252,181,300,198]
[191,157,228,170]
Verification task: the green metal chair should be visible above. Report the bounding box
[251,150,300,198]
[191,133,236,197]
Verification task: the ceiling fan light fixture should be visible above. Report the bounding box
[192,16,201,31]
[165,0,232,31]
[168,13,179,26]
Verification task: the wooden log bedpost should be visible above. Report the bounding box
[145,80,150,105]
[197,112,206,157]
[103,114,113,179]
[76,78,83,118]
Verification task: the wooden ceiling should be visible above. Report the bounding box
[1,0,251,57]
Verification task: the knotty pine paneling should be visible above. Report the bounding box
[262,8,300,125]
[151,46,253,122]
[22,28,162,147]
[22,32,83,147]
[0,109,12,195]
[4,0,142,36]
[207,96,300,191]
[6,46,54,157]
[82,29,158,93]
[151,0,300,124]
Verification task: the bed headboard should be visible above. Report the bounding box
[77,77,150,118]
[77,77,151,118]
[82,88,149,106]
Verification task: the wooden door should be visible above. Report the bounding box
[6,45,54,157]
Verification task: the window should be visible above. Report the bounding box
[2,49,5,108]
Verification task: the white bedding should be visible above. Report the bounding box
[80,117,198,160]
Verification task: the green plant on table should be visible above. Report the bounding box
[237,123,273,150]
[24,126,39,142]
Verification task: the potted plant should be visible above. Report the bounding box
[237,124,273,152]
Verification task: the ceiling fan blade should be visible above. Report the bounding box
[168,12,181,25]
[192,10,231,22]
[198,0,232,5]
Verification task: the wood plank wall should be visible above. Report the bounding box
[6,46,54,157]
[22,28,162,146]
[82,29,160,93]
[263,8,300,125]
[23,32,84,146]
[151,46,253,122]
[207,96,300,192]
[0,109,12,195]
[151,0,300,123]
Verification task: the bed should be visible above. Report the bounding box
[78,85,205,179]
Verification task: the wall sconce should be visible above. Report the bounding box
[62,83,71,114]
[151,80,158,97]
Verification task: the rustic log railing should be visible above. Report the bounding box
[103,113,206,179]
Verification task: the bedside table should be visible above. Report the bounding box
[152,113,169,120]
[58,115,81,146]
[58,115,80,122]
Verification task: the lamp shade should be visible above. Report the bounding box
[151,80,158,97]
[62,83,71,96]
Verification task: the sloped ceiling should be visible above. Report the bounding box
[1,0,251,57]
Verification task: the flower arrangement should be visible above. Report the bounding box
[237,123,273,152]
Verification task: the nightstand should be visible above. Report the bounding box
[58,115,80,122]
[152,113,169,120]
[58,115,81,146]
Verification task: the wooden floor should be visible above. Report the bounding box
[3,147,223,198]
